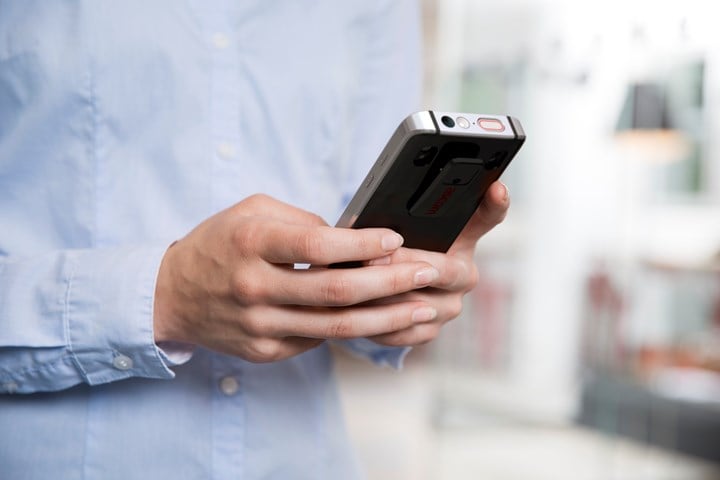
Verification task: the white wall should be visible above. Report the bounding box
[426,0,720,421]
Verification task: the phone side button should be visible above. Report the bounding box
[364,175,375,188]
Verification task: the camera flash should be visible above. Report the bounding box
[456,116,470,129]
[477,118,505,132]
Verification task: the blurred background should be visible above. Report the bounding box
[334,0,720,478]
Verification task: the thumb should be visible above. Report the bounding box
[450,181,509,253]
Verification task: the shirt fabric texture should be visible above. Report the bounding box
[0,1,421,478]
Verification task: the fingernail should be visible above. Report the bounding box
[414,267,439,287]
[368,255,392,266]
[382,233,404,252]
[500,182,509,202]
[412,306,438,323]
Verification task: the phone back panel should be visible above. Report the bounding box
[339,112,525,253]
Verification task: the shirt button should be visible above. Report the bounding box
[216,142,237,160]
[211,33,230,49]
[219,376,239,396]
[112,354,134,371]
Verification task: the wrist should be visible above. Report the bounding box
[153,242,183,344]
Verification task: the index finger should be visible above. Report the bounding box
[260,223,404,265]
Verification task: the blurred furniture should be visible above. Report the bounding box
[579,259,720,463]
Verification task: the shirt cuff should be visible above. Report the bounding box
[66,245,178,385]
[334,338,411,369]
[156,342,195,366]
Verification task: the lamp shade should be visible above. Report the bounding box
[615,82,690,164]
[616,83,673,131]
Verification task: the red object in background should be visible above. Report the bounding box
[471,271,512,369]
[583,266,626,371]
[712,273,720,329]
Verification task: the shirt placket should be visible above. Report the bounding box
[200,4,243,213]
[191,3,246,479]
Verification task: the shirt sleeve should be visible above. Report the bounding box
[335,0,422,368]
[0,245,185,394]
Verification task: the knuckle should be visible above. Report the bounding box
[446,258,478,292]
[393,309,413,331]
[232,219,263,249]
[246,338,281,363]
[232,194,269,217]
[242,313,266,337]
[295,230,325,261]
[320,276,353,305]
[244,193,271,207]
[307,212,328,227]
[325,318,354,338]
[353,234,371,255]
[229,274,250,301]
[385,270,404,295]
[231,272,267,305]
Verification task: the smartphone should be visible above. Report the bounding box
[336,111,525,255]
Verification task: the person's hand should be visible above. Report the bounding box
[153,194,442,362]
[368,181,510,347]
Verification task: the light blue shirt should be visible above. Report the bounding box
[0,1,420,478]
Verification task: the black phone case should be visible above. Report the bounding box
[350,116,524,253]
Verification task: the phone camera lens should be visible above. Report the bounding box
[441,116,455,128]
[456,116,470,129]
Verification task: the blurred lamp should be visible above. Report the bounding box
[615,82,691,163]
